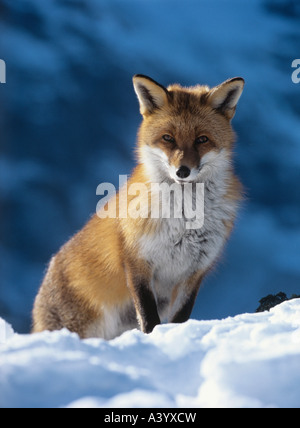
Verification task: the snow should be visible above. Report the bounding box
[1,299,300,408]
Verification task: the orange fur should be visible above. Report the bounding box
[32,75,244,339]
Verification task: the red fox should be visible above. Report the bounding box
[32,75,244,339]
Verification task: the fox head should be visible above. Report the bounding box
[133,75,244,184]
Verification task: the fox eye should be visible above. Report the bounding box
[162,134,175,144]
[195,136,209,145]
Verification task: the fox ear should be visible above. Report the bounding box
[133,75,169,116]
[208,77,245,120]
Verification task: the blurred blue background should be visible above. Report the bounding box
[0,0,300,333]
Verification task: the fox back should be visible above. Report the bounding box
[32,75,244,339]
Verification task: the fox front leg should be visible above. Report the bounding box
[125,260,160,334]
[168,271,204,324]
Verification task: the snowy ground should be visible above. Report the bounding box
[1,299,300,409]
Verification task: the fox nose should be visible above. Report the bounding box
[176,166,191,179]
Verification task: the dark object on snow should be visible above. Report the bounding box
[256,292,300,312]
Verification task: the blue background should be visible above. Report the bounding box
[0,0,300,333]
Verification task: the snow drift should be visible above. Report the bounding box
[1,299,300,408]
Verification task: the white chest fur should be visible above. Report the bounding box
[137,146,240,319]
[138,175,238,295]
